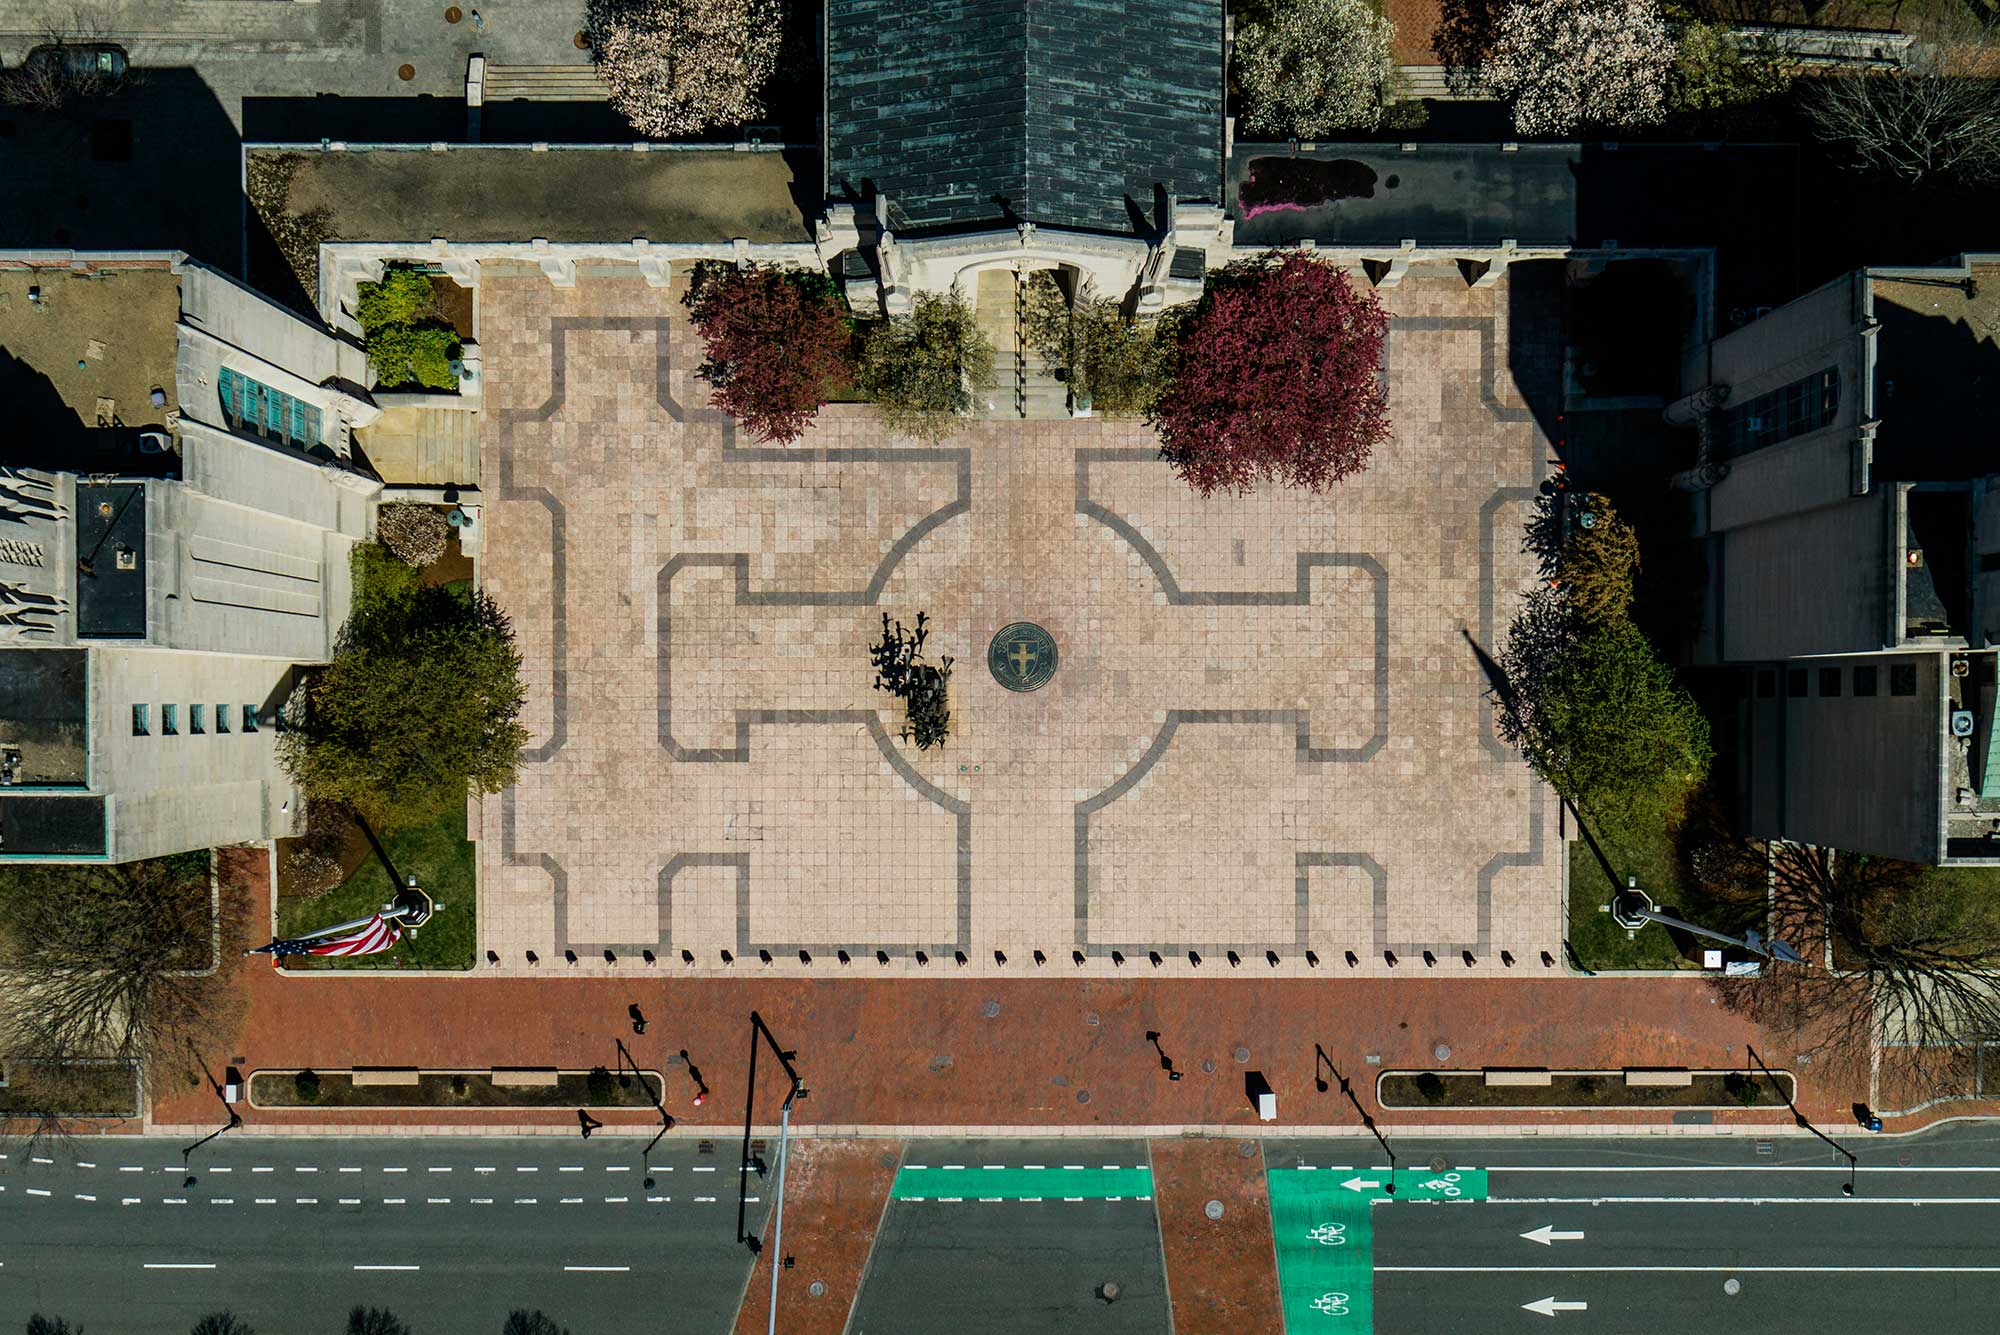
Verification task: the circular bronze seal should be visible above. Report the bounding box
[988,622,1058,693]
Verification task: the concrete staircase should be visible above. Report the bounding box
[973,270,1070,420]
[355,405,481,487]
[479,63,610,102]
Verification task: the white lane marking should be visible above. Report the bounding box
[565,1265,630,1272]
[1500,1195,2000,1206]
[560,1166,584,1173]
[472,1198,494,1205]
[1383,1265,2000,1274]
[383,1168,408,1174]
[75,1194,96,1202]
[120,1166,145,1174]
[517,1166,538,1173]
[983,1165,1005,1171]
[295,1198,318,1205]
[515,1197,539,1205]
[122,1198,141,1206]
[943,1165,964,1171]
[294,1167,317,1174]
[1023,1165,1045,1170]
[143,1263,215,1270]
[937,1197,963,1203]
[1063,1197,1083,1202]
[210,1167,231,1175]
[745,1197,761,1203]
[1137,1195,1154,1202]
[339,1199,363,1206]
[31,1156,53,1164]
[255,1198,277,1205]
[26,1189,51,1197]
[646,1196,671,1203]
[252,1167,274,1174]
[76,1161,96,1169]
[561,1197,584,1204]
[1493,1165,2000,1174]
[429,1167,452,1174]
[607,1165,631,1172]
[1102,1165,1120,1170]
[1021,1197,1042,1203]
[1063,1165,1084,1171]
[692,1166,716,1173]
[384,1198,406,1205]
[339,1168,363,1175]
[475,1166,497,1174]
[428,1197,451,1205]
[979,1196,1002,1202]
[354,1265,420,1272]
[211,1199,234,1206]
[695,1195,717,1203]
[906,1164,927,1170]
[605,1196,629,1204]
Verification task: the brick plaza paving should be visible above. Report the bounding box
[472,264,1562,976]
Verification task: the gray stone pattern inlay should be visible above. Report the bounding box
[1068,311,1548,960]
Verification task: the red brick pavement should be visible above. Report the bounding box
[1150,1139,1286,1335]
[731,1139,903,1335]
[154,849,1924,1134]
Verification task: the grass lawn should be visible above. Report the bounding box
[1567,810,1693,972]
[275,799,475,971]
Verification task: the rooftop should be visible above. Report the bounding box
[0,648,87,786]
[1869,261,2000,484]
[827,0,1223,234]
[0,263,181,475]
[74,481,147,640]
[1228,143,1579,249]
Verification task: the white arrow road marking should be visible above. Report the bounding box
[1521,1226,1585,1246]
[1340,1177,1382,1193]
[1523,1297,1587,1318]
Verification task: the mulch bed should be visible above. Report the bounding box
[1379,1069,1795,1110]
[251,1069,664,1110]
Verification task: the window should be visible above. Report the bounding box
[1787,668,1809,699]
[131,703,149,736]
[190,703,205,735]
[242,705,259,733]
[1854,665,1878,697]
[1819,667,1841,697]
[1891,663,1919,696]
[215,704,229,734]
[1719,366,1840,459]
[162,703,178,736]
[217,366,323,451]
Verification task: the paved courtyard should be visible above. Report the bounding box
[473,264,1562,976]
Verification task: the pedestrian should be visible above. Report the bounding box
[681,1048,709,1105]
[628,1003,648,1035]
[469,8,484,29]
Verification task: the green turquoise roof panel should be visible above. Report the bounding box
[827,0,1224,234]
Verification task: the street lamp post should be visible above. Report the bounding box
[1745,1044,1857,1196]
[1316,1044,1395,1196]
[613,1037,673,1188]
[1611,879,1808,965]
[738,1012,808,1335]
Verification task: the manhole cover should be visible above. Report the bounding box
[988,622,1058,692]
[445,5,462,21]
[1433,1043,1451,1062]
[809,1281,828,1298]
[982,1000,1000,1018]
[397,63,416,81]
[1238,1141,1256,1158]
[573,29,591,49]
[1084,1011,1100,1027]
[1724,1278,1741,1296]
[1204,1199,1224,1219]
[1076,1089,1092,1105]
[1233,1046,1250,1064]
[1201,1058,1216,1074]
[1898,1152,1914,1167]
[878,1152,897,1168]
[1430,1156,1448,1172]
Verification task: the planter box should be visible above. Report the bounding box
[1484,1068,1553,1087]
[250,1067,663,1110]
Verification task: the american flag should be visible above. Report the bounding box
[254,914,403,958]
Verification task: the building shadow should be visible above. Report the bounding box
[0,68,242,275]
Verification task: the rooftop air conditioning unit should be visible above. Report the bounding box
[1952,710,1976,738]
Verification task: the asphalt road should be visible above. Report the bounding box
[0,1136,773,1335]
[1273,1128,2000,1334]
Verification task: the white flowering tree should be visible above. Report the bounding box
[1235,0,1399,138]
[1482,0,1676,136]
[585,0,782,138]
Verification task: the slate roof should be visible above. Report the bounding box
[827,0,1224,235]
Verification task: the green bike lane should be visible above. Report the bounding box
[1267,1166,1490,1331]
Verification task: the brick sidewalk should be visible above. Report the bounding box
[147,849,1962,1137]
[731,1139,903,1335]
[1150,1139,1285,1335]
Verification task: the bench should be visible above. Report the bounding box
[490,1068,560,1088]
[351,1068,421,1087]
[1624,1068,1694,1088]
[1483,1068,1552,1087]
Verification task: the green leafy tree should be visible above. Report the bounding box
[355,268,460,391]
[1669,21,1789,125]
[1559,494,1640,628]
[1496,596,1711,816]
[1019,273,1168,417]
[279,544,529,831]
[855,289,994,442]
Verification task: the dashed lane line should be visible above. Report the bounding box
[354,1265,419,1272]
[565,1266,630,1272]
[143,1263,215,1270]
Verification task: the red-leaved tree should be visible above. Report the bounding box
[1149,251,1391,496]
[685,263,854,443]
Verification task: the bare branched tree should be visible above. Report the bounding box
[1711,845,2000,1100]
[0,8,126,109]
[1801,16,2000,186]
[0,854,244,1106]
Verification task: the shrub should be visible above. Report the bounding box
[686,263,855,442]
[355,269,461,392]
[1723,1071,1762,1106]
[355,268,435,330]
[1482,0,1676,135]
[1019,273,1168,417]
[282,847,345,901]
[585,1066,617,1103]
[1560,494,1640,628]
[294,1069,322,1104]
[854,289,994,442]
[1413,1071,1447,1104]
[586,0,782,137]
[1235,0,1399,137]
[1148,250,1390,497]
[375,503,450,569]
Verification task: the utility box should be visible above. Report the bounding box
[1247,1069,1277,1120]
